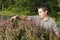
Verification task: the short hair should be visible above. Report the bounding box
[37,4,48,12]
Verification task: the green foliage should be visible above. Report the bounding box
[0,0,60,22]
[0,0,59,16]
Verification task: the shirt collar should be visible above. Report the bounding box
[38,15,49,22]
[40,16,49,22]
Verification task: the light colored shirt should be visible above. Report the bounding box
[27,15,59,35]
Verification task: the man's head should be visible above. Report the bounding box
[37,5,48,19]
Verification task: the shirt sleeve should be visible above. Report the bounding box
[52,21,59,35]
[27,16,33,20]
[27,16,39,20]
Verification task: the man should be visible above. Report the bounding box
[10,5,60,38]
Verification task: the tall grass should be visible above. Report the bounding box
[0,16,59,40]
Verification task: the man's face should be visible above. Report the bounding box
[38,8,47,19]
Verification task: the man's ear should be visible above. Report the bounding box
[45,11,48,14]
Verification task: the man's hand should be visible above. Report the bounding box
[56,34,60,37]
[10,15,28,21]
[10,15,18,21]
[55,34,60,40]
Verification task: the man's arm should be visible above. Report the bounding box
[10,15,32,21]
[52,21,60,38]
